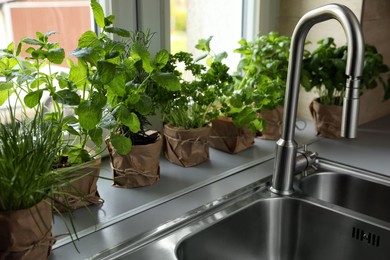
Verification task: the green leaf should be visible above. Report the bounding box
[118,107,140,133]
[76,101,102,130]
[65,146,91,164]
[31,49,48,59]
[21,60,36,71]
[89,127,103,147]
[104,15,115,26]
[77,31,100,48]
[91,0,105,28]
[53,89,81,105]
[24,90,43,108]
[71,47,100,65]
[107,73,126,97]
[36,32,45,42]
[25,47,35,55]
[69,61,87,87]
[22,37,43,46]
[135,94,153,115]
[214,52,228,62]
[249,118,262,132]
[57,73,71,89]
[131,42,153,73]
[151,72,180,91]
[91,91,107,108]
[0,82,13,91]
[97,60,116,84]
[125,92,140,105]
[105,50,120,60]
[110,134,132,155]
[66,125,80,136]
[105,27,131,37]
[230,94,243,108]
[31,77,47,89]
[64,115,78,124]
[195,36,212,52]
[45,31,57,38]
[0,90,10,106]
[153,50,169,69]
[47,48,65,64]
[15,42,23,56]
[233,107,257,128]
[44,112,60,121]
[6,42,14,54]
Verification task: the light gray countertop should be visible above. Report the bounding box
[51,114,390,259]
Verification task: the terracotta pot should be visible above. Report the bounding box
[163,124,210,167]
[0,200,55,260]
[258,105,284,140]
[209,117,255,153]
[107,135,162,188]
[309,98,342,138]
[55,157,103,211]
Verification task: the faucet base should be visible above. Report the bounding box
[269,186,294,196]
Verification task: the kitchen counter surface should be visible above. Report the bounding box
[51,114,390,259]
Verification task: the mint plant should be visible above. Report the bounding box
[0,31,96,164]
[73,0,180,155]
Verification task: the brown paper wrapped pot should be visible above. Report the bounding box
[309,98,342,138]
[258,105,284,140]
[55,157,103,211]
[163,124,210,167]
[209,117,255,153]
[107,136,162,188]
[0,200,55,260]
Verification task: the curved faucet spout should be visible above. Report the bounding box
[270,4,365,195]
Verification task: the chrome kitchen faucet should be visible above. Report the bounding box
[270,4,365,195]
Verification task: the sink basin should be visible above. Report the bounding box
[176,197,390,260]
[297,161,390,223]
[91,160,390,260]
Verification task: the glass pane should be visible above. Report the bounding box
[170,0,243,70]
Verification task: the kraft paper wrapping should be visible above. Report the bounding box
[258,106,284,140]
[309,99,342,138]
[55,158,103,211]
[0,200,55,260]
[209,117,255,153]
[107,136,162,188]
[163,125,210,167]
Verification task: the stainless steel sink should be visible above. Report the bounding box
[297,159,390,223]
[92,165,390,260]
[176,197,390,260]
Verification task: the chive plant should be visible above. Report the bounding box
[0,108,64,211]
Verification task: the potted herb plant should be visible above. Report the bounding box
[0,107,76,259]
[228,32,291,141]
[0,31,105,211]
[76,1,180,187]
[156,37,232,166]
[302,37,390,138]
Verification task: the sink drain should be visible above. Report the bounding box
[352,227,380,247]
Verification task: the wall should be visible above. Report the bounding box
[279,0,390,124]
[359,0,390,123]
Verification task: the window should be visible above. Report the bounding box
[0,0,93,66]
